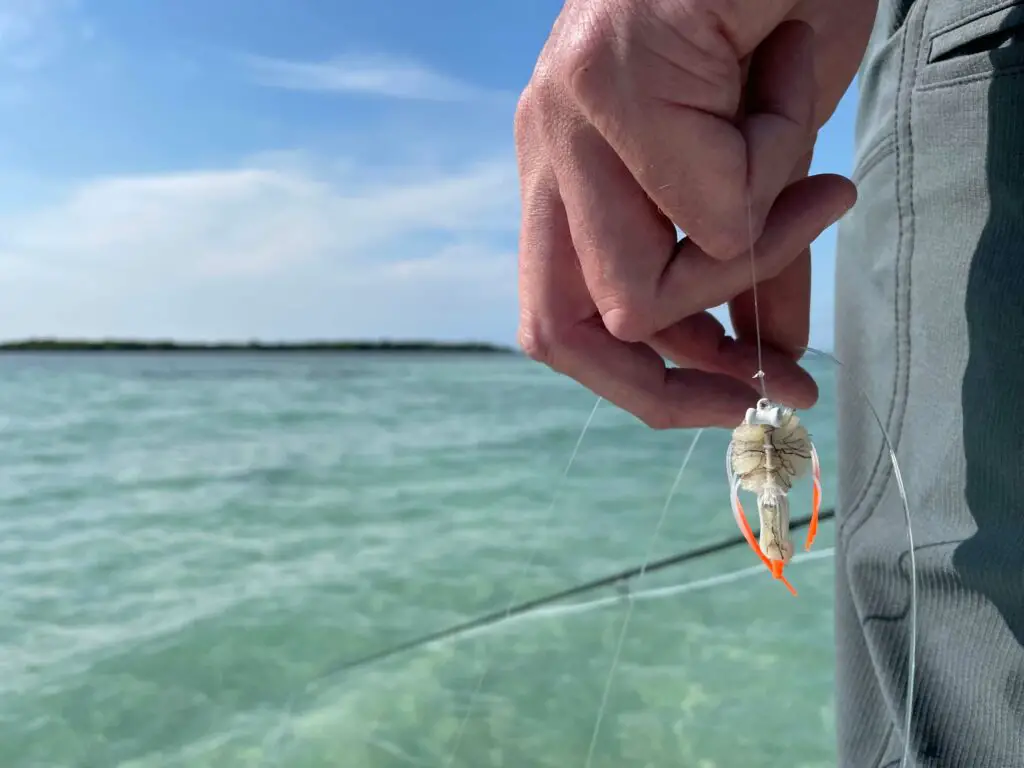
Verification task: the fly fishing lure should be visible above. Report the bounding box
[726,397,822,596]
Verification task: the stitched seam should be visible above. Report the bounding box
[851,0,925,536]
[854,133,897,183]
[844,1,926,762]
[930,0,1023,36]
[877,5,926,761]
[844,0,922,560]
[896,3,920,479]
[856,132,896,172]
[842,0,924,542]
[917,63,1024,90]
[837,19,909,539]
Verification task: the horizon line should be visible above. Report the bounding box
[0,337,517,353]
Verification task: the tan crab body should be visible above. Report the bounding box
[725,399,821,595]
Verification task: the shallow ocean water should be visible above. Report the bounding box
[0,352,841,767]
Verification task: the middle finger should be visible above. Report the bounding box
[553,121,677,343]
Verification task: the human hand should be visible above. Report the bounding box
[515,0,876,428]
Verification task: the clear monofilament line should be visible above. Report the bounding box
[802,346,917,767]
[583,428,705,768]
[746,192,768,400]
[442,396,603,767]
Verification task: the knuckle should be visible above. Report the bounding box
[516,65,571,145]
[701,0,741,40]
[518,315,590,368]
[601,300,655,343]
[636,403,676,431]
[559,21,613,105]
[517,320,550,365]
[513,83,542,146]
[698,220,752,261]
[517,317,561,367]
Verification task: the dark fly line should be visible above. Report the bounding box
[334,507,836,676]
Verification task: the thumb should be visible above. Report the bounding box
[743,21,845,236]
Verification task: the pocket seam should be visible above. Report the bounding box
[839,0,922,545]
[926,0,1024,65]
[852,133,896,184]
[917,61,1024,91]
[930,0,1024,39]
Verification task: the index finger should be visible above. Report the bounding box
[550,318,771,429]
[571,19,826,259]
[518,167,762,429]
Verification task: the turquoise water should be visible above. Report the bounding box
[0,353,841,768]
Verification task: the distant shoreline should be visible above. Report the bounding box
[0,339,517,354]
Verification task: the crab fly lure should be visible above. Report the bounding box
[725,398,822,596]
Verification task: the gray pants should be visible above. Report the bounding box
[835,0,1024,765]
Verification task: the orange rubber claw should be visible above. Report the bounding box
[730,485,766,561]
[805,443,823,552]
[731,483,798,596]
[770,559,798,596]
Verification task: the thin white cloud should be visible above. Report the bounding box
[0,154,521,342]
[242,53,508,103]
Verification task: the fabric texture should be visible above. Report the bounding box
[834,0,1024,765]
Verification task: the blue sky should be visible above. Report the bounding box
[0,0,858,347]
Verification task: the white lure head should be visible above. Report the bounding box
[744,398,793,428]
